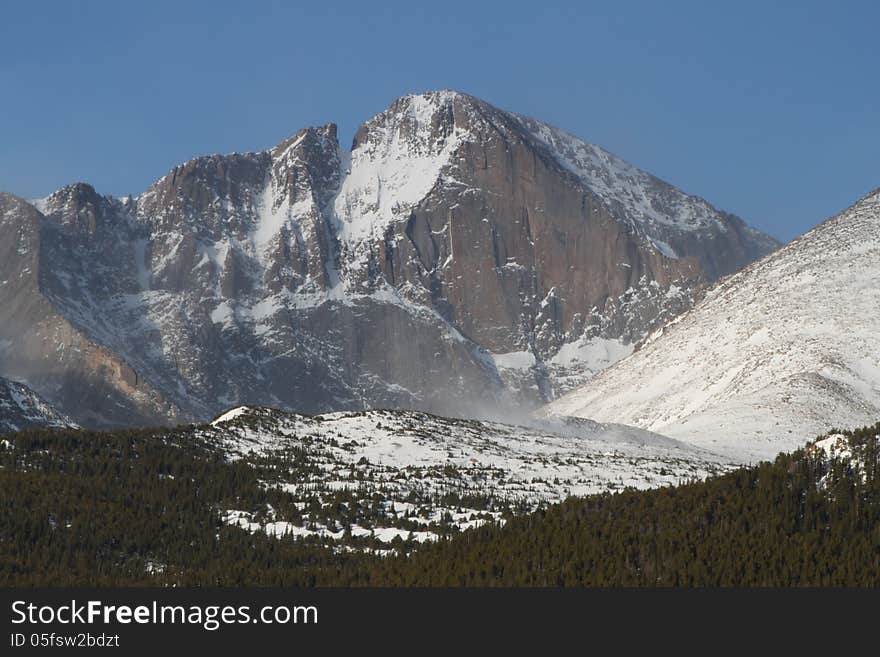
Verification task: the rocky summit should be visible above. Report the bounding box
[0,91,777,428]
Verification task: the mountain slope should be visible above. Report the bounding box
[0,403,732,568]
[0,376,76,433]
[4,414,878,586]
[1,91,777,427]
[208,406,730,547]
[208,405,730,501]
[545,189,880,461]
[355,423,880,586]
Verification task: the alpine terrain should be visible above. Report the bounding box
[0,376,75,434]
[3,414,878,586]
[0,91,777,429]
[545,189,880,461]
[207,405,732,544]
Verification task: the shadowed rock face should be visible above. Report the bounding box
[0,192,179,427]
[0,91,778,428]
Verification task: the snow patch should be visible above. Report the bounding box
[211,406,253,426]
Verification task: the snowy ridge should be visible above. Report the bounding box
[544,189,880,462]
[207,406,731,500]
[0,377,77,434]
[517,114,730,257]
[204,405,732,546]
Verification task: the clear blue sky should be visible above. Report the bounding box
[2,1,878,241]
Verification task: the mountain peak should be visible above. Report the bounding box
[389,88,475,108]
[270,123,339,157]
[43,181,101,208]
[0,92,780,429]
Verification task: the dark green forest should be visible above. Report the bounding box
[1,422,878,586]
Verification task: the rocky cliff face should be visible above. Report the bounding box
[0,91,778,427]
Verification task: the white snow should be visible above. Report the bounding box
[203,406,732,549]
[333,91,468,244]
[29,197,50,214]
[223,510,442,545]
[810,433,853,463]
[211,406,252,426]
[208,406,731,502]
[491,350,537,371]
[549,336,633,369]
[253,181,314,252]
[544,190,880,462]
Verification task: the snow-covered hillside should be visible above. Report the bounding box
[204,406,732,544]
[0,377,76,434]
[544,189,880,462]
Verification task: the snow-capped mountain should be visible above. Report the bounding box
[545,189,880,462]
[204,405,733,544]
[0,376,76,434]
[0,91,776,428]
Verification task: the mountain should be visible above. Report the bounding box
[545,189,880,461]
[0,376,75,434]
[0,91,777,428]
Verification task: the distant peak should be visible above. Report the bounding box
[402,89,471,103]
[40,182,106,218]
[270,123,339,158]
[366,89,485,123]
[49,182,100,201]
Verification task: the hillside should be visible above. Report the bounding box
[545,189,880,461]
[1,416,876,586]
[369,422,880,586]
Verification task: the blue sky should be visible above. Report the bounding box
[1,1,877,241]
